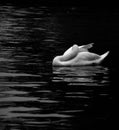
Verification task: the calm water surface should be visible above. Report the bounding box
[0,5,115,130]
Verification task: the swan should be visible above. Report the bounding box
[53,43,109,66]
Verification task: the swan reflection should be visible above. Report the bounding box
[53,66,109,86]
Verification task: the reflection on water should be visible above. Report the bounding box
[0,5,112,130]
[53,66,109,86]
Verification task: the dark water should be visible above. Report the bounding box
[0,5,118,130]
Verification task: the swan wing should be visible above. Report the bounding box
[76,52,100,61]
[72,51,109,65]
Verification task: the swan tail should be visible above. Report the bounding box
[96,51,109,64]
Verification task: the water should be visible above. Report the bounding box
[0,5,117,130]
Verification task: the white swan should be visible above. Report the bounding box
[53,43,109,66]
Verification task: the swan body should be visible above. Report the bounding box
[53,43,109,66]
